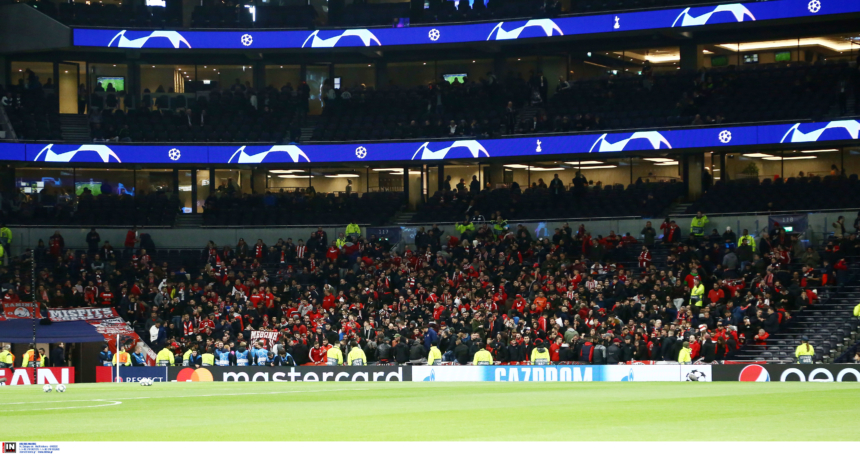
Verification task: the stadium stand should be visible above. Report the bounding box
[686,176,860,214]
[12,215,854,366]
[412,180,684,223]
[78,61,853,143]
[0,190,180,227]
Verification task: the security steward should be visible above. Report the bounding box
[427,340,443,365]
[690,277,705,308]
[0,344,15,370]
[345,222,361,241]
[530,339,551,365]
[795,336,815,364]
[346,340,367,366]
[690,211,709,241]
[854,301,860,318]
[472,342,494,365]
[182,347,199,366]
[200,348,216,367]
[21,344,44,367]
[156,345,175,366]
[678,341,693,364]
[737,229,756,252]
[326,342,344,365]
[113,347,132,366]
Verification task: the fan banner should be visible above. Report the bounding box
[3,301,42,320]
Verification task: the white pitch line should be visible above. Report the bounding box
[0,400,123,412]
[121,388,368,400]
[4,388,369,405]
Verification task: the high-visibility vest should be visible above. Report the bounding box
[795,344,815,364]
[113,351,131,366]
[427,346,442,365]
[472,349,493,365]
[346,347,366,366]
[326,346,343,365]
[530,348,551,365]
[201,353,215,366]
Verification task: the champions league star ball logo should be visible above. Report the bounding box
[487,19,563,41]
[411,140,490,160]
[168,148,181,161]
[107,30,192,48]
[241,34,253,46]
[671,4,755,27]
[228,145,311,163]
[718,130,732,143]
[302,29,381,48]
[428,29,441,41]
[355,146,367,159]
[588,131,672,153]
[780,120,860,143]
[33,144,122,163]
[808,0,821,13]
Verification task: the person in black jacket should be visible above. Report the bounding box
[606,338,622,364]
[650,335,663,360]
[763,306,780,335]
[453,338,471,364]
[700,334,717,363]
[409,339,427,363]
[51,342,66,367]
[620,337,634,363]
[507,339,525,362]
[376,338,392,363]
[393,335,411,364]
[660,331,675,360]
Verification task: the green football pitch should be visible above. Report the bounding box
[2,382,859,441]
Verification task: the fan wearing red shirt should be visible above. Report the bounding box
[326,242,340,262]
[549,337,562,361]
[100,284,114,306]
[511,295,527,316]
[754,329,769,345]
[309,341,326,363]
[707,284,724,305]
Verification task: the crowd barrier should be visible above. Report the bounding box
[92,364,860,383]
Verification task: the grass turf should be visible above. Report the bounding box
[1,381,859,441]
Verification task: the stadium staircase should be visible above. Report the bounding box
[0,105,17,139]
[666,202,692,217]
[392,210,417,224]
[733,261,860,364]
[59,114,91,142]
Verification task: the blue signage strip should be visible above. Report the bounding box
[2,119,858,164]
[72,0,860,50]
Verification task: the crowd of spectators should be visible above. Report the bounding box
[413,174,683,223]
[202,184,403,226]
[1,72,62,141]
[7,209,852,367]
[687,174,860,214]
[0,185,181,227]
[74,59,857,144]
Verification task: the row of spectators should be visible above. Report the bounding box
[6,211,852,366]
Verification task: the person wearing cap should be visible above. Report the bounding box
[427,340,443,365]
[677,341,692,364]
[326,341,344,366]
[346,340,367,366]
[530,339,551,365]
[606,338,623,364]
[795,336,815,364]
[472,342,493,365]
